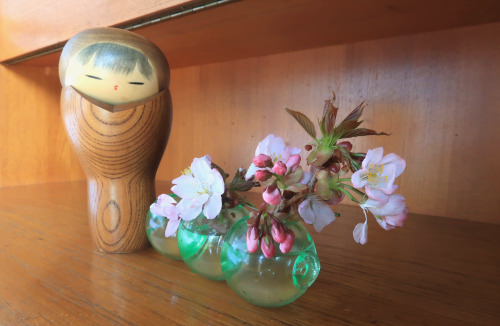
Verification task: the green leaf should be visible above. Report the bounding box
[285,108,316,138]
[286,183,308,193]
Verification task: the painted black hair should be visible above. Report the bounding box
[76,42,153,79]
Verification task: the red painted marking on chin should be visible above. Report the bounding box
[114,85,118,90]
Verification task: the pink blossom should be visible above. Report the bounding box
[279,229,295,254]
[298,196,337,232]
[246,225,260,253]
[351,147,406,204]
[164,216,181,237]
[172,156,224,221]
[285,154,301,173]
[253,154,272,168]
[326,190,345,205]
[245,134,301,180]
[150,194,180,237]
[150,194,178,218]
[261,232,275,258]
[255,170,272,181]
[337,141,352,152]
[363,194,408,230]
[263,185,281,206]
[271,220,286,243]
[273,161,287,176]
[353,220,368,245]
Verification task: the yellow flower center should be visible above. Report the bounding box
[270,152,282,163]
[182,167,193,176]
[364,163,388,185]
[196,183,210,196]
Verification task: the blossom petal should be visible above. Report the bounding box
[298,198,336,232]
[353,221,368,245]
[311,201,336,232]
[157,194,176,205]
[298,199,314,224]
[150,203,165,217]
[267,135,287,159]
[203,194,222,219]
[365,186,390,203]
[190,157,212,184]
[165,217,181,237]
[245,163,259,180]
[385,207,408,227]
[351,170,367,189]
[255,134,273,156]
[177,195,208,221]
[374,163,397,193]
[299,169,312,185]
[367,194,406,216]
[379,153,406,178]
[375,216,395,230]
[362,147,384,169]
[172,175,199,199]
[209,168,225,195]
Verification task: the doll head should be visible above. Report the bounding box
[60,28,169,105]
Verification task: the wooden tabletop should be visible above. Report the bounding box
[0,181,498,325]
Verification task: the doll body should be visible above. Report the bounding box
[59,28,171,253]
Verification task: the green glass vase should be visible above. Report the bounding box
[145,196,181,260]
[177,205,249,281]
[221,218,320,307]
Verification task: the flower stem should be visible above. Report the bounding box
[338,187,360,204]
[340,183,365,197]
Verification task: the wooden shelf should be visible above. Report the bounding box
[3,0,500,67]
[0,181,498,324]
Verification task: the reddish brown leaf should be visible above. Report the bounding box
[341,128,390,139]
[285,107,317,138]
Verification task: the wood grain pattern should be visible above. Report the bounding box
[0,65,85,187]
[0,181,499,325]
[159,22,500,224]
[8,0,500,67]
[0,0,196,62]
[60,87,172,253]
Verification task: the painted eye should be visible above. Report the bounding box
[129,82,144,85]
[85,74,102,80]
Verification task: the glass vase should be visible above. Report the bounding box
[177,205,249,281]
[221,218,320,307]
[145,196,181,260]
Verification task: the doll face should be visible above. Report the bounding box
[64,45,159,105]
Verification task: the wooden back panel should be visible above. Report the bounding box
[0,65,85,186]
[158,23,500,224]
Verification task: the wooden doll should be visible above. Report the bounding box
[59,27,172,253]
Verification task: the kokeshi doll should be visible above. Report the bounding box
[59,27,172,253]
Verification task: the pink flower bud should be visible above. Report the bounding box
[271,221,286,243]
[337,141,353,152]
[253,154,273,168]
[255,170,272,181]
[279,229,295,254]
[261,233,275,258]
[273,161,287,176]
[263,185,281,206]
[327,190,345,205]
[285,154,301,173]
[246,226,260,253]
